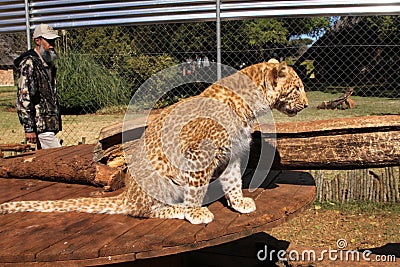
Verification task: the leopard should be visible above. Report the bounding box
[0,60,308,224]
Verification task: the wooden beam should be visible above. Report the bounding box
[264,115,400,169]
[96,115,400,170]
[0,144,31,152]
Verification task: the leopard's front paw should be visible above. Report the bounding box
[229,197,256,214]
[185,207,214,224]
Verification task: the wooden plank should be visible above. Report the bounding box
[226,172,316,234]
[13,182,95,201]
[0,169,316,265]
[159,221,205,247]
[137,222,204,259]
[1,181,128,262]
[194,170,273,243]
[272,115,400,133]
[134,194,311,262]
[0,180,118,263]
[99,218,165,256]
[0,180,99,208]
[0,213,106,263]
[0,253,137,267]
[36,215,134,262]
[194,201,240,243]
[139,219,191,252]
[0,179,56,203]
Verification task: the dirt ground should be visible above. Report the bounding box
[268,203,400,266]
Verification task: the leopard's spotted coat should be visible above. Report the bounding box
[1,61,308,224]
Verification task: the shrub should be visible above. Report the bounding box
[57,53,130,114]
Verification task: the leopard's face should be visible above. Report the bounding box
[272,65,308,117]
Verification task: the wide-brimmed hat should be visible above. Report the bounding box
[33,24,60,39]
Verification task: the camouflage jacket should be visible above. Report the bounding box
[14,49,62,134]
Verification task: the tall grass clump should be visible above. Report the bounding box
[57,53,130,114]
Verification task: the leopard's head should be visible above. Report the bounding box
[267,61,308,117]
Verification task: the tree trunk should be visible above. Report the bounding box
[0,144,125,191]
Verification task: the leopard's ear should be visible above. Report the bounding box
[276,61,289,79]
[267,61,289,87]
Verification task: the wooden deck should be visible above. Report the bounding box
[0,166,315,266]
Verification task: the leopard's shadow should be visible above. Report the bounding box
[206,169,315,212]
[203,130,315,205]
[243,130,315,189]
[242,169,315,190]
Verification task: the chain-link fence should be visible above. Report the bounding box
[0,15,399,147]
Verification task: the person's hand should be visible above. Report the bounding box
[25,132,37,144]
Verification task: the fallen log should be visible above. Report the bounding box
[0,144,125,191]
[96,115,400,170]
[1,116,398,189]
[0,144,32,158]
[317,87,356,110]
[0,144,32,152]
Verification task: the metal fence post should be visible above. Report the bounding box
[24,0,31,49]
[216,0,221,80]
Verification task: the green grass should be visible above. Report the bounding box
[270,91,400,123]
[314,201,400,243]
[0,86,16,111]
[315,201,400,214]
[0,86,126,145]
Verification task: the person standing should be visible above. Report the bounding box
[14,24,62,149]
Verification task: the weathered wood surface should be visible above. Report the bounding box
[266,115,400,169]
[97,115,400,144]
[97,115,400,170]
[1,115,398,189]
[0,170,315,266]
[272,115,400,134]
[0,144,32,152]
[0,144,32,158]
[0,145,124,191]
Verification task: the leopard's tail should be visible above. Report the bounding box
[0,193,129,215]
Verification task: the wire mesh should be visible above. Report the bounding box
[0,15,399,147]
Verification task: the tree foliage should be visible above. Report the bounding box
[55,17,333,112]
[245,18,330,46]
[245,19,289,46]
[365,16,399,41]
